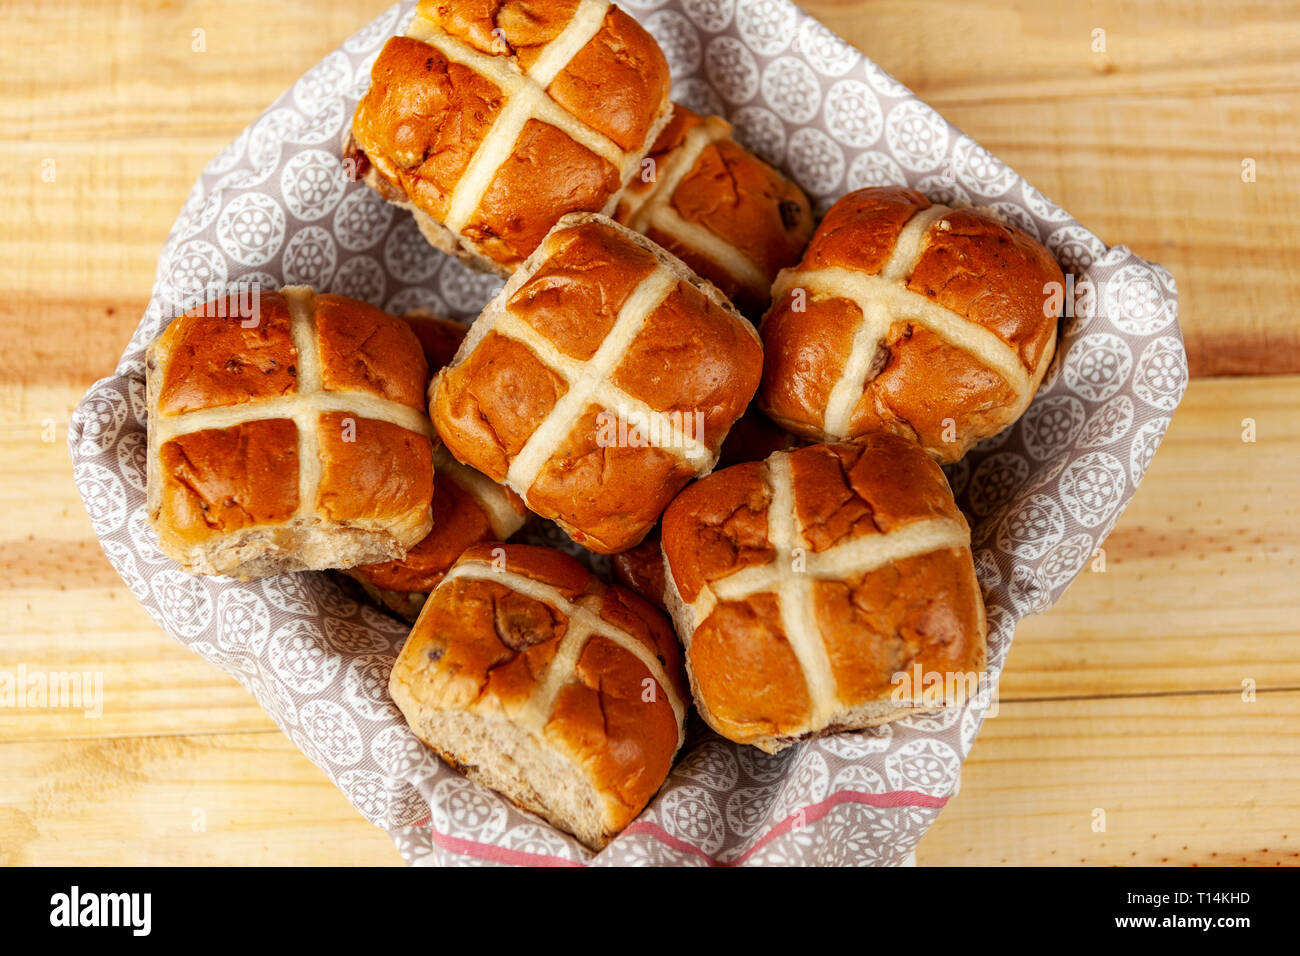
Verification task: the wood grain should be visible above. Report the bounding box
[0,733,401,866]
[3,0,1299,379]
[805,0,1300,102]
[1003,375,1300,699]
[917,691,1300,866]
[3,693,1293,867]
[3,0,1298,865]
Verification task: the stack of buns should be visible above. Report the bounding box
[145,2,1064,851]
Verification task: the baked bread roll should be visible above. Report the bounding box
[146,287,434,578]
[348,0,671,275]
[611,533,668,610]
[758,186,1063,463]
[347,312,528,620]
[401,310,472,371]
[661,433,987,753]
[613,405,798,609]
[389,543,688,850]
[613,104,813,317]
[716,402,802,472]
[347,445,528,620]
[430,212,764,554]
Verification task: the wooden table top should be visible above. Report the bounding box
[2,0,1297,866]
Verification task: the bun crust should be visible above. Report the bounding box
[614,104,813,317]
[389,543,688,849]
[146,287,434,578]
[661,433,987,753]
[346,313,528,619]
[430,213,763,554]
[401,310,474,371]
[347,445,529,619]
[612,403,799,609]
[349,0,671,274]
[758,186,1064,462]
[611,533,669,609]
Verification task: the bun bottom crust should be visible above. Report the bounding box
[163,517,414,580]
[730,698,977,755]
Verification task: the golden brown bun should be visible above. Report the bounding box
[430,213,764,554]
[614,104,813,318]
[612,404,798,609]
[349,1,671,274]
[346,445,529,620]
[661,433,987,753]
[146,287,435,579]
[400,310,471,371]
[758,186,1064,463]
[388,543,688,849]
[611,532,668,609]
[345,312,528,619]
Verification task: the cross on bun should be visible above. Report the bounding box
[430,213,764,554]
[388,543,688,850]
[612,404,801,609]
[661,432,988,753]
[758,186,1064,463]
[348,0,671,274]
[346,312,528,620]
[145,287,434,578]
[613,103,814,318]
